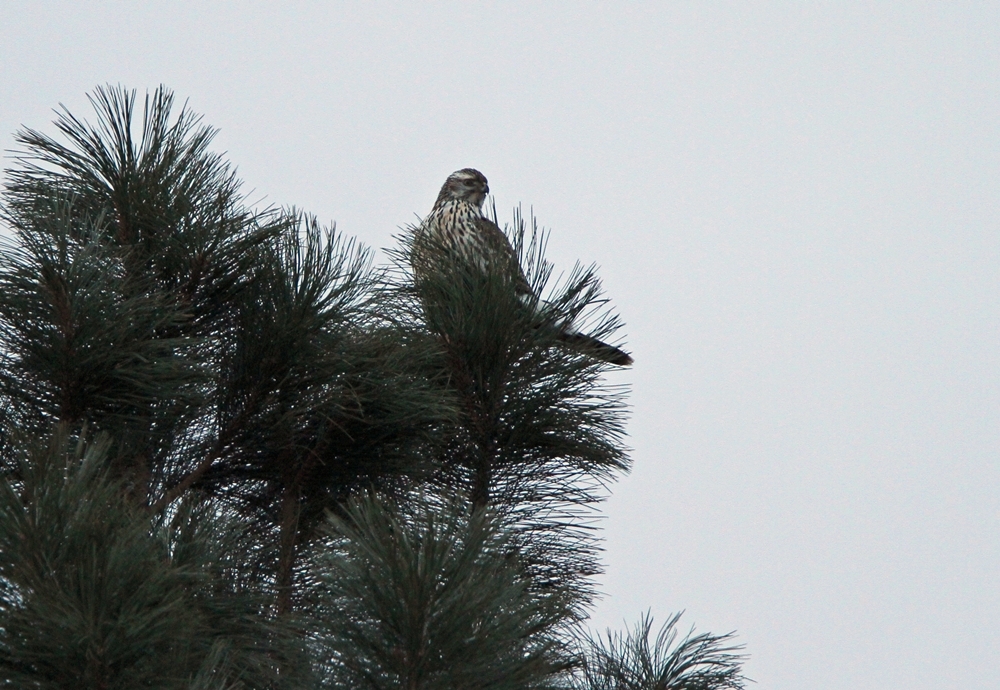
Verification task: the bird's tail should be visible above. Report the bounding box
[557,330,633,366]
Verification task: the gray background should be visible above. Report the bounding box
[2,3,998,688]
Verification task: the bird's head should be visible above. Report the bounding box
[435,168,489,209]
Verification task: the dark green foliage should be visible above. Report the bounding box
[4,85,267,317]
[0,427,308,689]
[0,85,747,690]
[0,205,198,428]
[187,211,448,612]
[0,86,447,611]
[308,492,573,690]
[575,613,748,690]
[0,84,283,500]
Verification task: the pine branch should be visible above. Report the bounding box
[575,612,749,690]
[0,426,310,688]
[308,492,574,690]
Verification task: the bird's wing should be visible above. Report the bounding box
[476,216,534,297]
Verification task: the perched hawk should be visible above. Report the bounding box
[412,168,633,366]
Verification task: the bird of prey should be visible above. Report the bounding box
[411,168,632,366]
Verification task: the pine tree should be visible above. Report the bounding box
[0,85,748,689]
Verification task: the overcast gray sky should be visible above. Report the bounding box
[3,3,998,688]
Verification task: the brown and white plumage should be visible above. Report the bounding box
[412,168,633,367]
